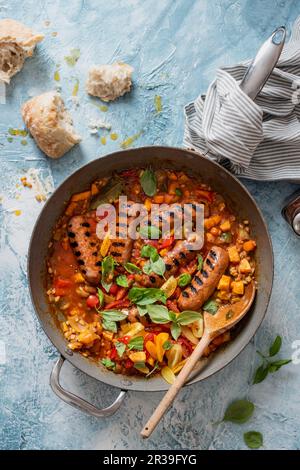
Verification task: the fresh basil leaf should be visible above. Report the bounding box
[101,310,128,321]
[197,254,203,271]
[139,225,161,239]
[101,358,115,369]
[203,299,219,315]
[146,304,170,323]
[128,287,167,305]
[124,262,142,274]
[150,256,166,277]
[116,274,129,287]
[141,244,159,261]
[243,431,263,449]
[168,311,177,322]
[140,168,157,197]
[163,340,173,350]
[171,322,181,340]
[178,273,192,288]
[268,359,292,373]
[128,336,144,351]
[97,288,104,307]
[134,361,147,370]
[101,255,115,292]
[137,305,148,316]
[223,400,254,424]
[115,341,126,358]
[175,188,182,197]
[142,261,153,275]
[253,364,269,384]
[269,335,282,357]
[89,178,123,209]
[177,310,202,325]
[102,318,117,333]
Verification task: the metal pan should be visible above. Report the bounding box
[28,146,273,416]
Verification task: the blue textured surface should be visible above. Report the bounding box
[1,0,300,450]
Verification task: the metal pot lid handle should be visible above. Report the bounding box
[50,356,126,417]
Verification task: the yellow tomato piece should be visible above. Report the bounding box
[191,318,204,338]
[166,343,182,368]
[146,340,157,360]
[172,359,187,374]
[160,276,177,298]
[155,332,169,362]
[129,351,146,363]
[181,326,198,345]
[126,322,144,337]
[73,272,85,283]
[161,366,176,384]
[100,232,111,257]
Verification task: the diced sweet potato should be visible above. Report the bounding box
[228,246,240,264]
[204,215,221,230]
[220,220,231,232]
[217,275,231,291]
[217,290,231,300]
[243,240,256,252]
[231,281,244,295]
[239,258,252,274]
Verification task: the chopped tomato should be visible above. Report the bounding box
[195,189,214,203]
[120,169,138,179]
[178,336,193,357]
[166,300,180,313]
[144,333,155,343]
[118,335,130,344]
[160,236,174,250]
[104,299,130,310]
[116,287,127,300]
[109,284,119,296]
[110,348,117,360]
[86,295,99,308]
[125,359,134,369]
[54,277,72,296]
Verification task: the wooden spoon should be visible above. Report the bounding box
[141,281,256,438]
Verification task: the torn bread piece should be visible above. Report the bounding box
[0,18,44,83]
[22,91,81,159]
[86,62,133,101]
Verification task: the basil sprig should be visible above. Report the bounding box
[141,244,159,261]
[124,262,142,274]
[101,255,115,292]
[115,341,126,358]
[128,287,167,305]
[146,304,202,340]
[98,309,128,333]
[143,256,166,278]
[253,335,291,384]
[140,168,157,196]
[97,288,104,307]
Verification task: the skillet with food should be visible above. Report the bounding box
[28,146,273,416]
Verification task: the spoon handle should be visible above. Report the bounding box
[141,332,211,439]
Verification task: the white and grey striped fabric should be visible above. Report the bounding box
[184,16,300,181]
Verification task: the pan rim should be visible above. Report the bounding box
[27,145,274,392]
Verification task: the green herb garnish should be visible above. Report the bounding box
[203,299,219,315]
[101,358,115,369]
[175,188,182,197]
[140,168,157,197]
[141,244,159,261]
[197,254,203,271]
[163,340,172,350]
[178,273,192,287]
[124,262,142,274]
[253,335,291,384]
[139,225,161,239]
[223,400,254,424]
[116,274,129,287]
[128,287,167,306]
[128,336,144,351]
[115,342,126,358]
[101,255,115,292]
[243,431,263,449]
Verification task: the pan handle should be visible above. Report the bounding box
[50,356,126,417]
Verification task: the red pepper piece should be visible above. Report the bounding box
[124,359,134,369]
[110,348,117,360]
[104,299,130,310]
[195,189,214,203]
[159,236,174,250]
[118,335,130,344]
[109,283,118,296]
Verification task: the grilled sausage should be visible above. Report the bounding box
[108,200,135,264]
[178,246,229,311]
[136,238,198,287]
[68,214,102,284]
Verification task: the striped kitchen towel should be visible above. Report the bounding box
[184,16,300,181]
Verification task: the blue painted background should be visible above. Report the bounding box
[0,0,300,450]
